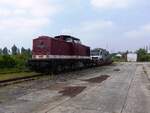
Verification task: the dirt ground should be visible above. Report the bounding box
[0,62,150,113]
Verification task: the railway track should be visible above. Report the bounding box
[0,63,113,87]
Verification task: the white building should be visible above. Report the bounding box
[127,53,137,62]
[116,54,122,57]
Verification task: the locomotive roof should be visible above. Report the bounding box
[54,35,80,41]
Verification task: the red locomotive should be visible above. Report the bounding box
[28,35,91,72]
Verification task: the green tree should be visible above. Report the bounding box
[0,55,16,68]
[21,47,26,54]
[137,48,150,61]
[3,47,9,55]
[0,45,32,70]
[26,48,32,56]
[0,48,2,55]
[11,45,18,55]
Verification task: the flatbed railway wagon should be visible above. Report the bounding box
[28,35,91,72]
[90,48,112,66]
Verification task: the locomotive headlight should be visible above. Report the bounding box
[33,55,49,59]
[32,55,36,59]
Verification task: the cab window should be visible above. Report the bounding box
[65,38,73,42]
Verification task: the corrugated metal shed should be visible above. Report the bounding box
[127,53,137,62]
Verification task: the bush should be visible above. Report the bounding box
[0,54,31,69]
[0,55,16,68]
[0,46,32,74]
[137,49,150,62]
[13,54,29,69]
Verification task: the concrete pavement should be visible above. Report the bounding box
[0,63,150,113]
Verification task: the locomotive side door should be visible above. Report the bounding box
[73,40,79,56]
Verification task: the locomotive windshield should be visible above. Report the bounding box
[55,35,81,44]
[91,51,100,56]
[74,40,81,44]
[65,38,73,42]
[65,38,81,44]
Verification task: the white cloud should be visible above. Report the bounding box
[61,20,116,50]
[0,0,62,48]
[0,18,49,32]
[81,20,114,32]
[0,9,11,16]
[0,0,61,32]
[91,0,131,9]
[61,20,114,35]
[125,24,150,38]
[122,24,150,50]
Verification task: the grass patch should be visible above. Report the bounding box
[0,71,39,81]
[0,68,30,74]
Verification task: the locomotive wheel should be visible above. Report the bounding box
[56,65,64,73]
[64,65,69,72]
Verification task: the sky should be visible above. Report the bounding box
[0,0,150,52]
